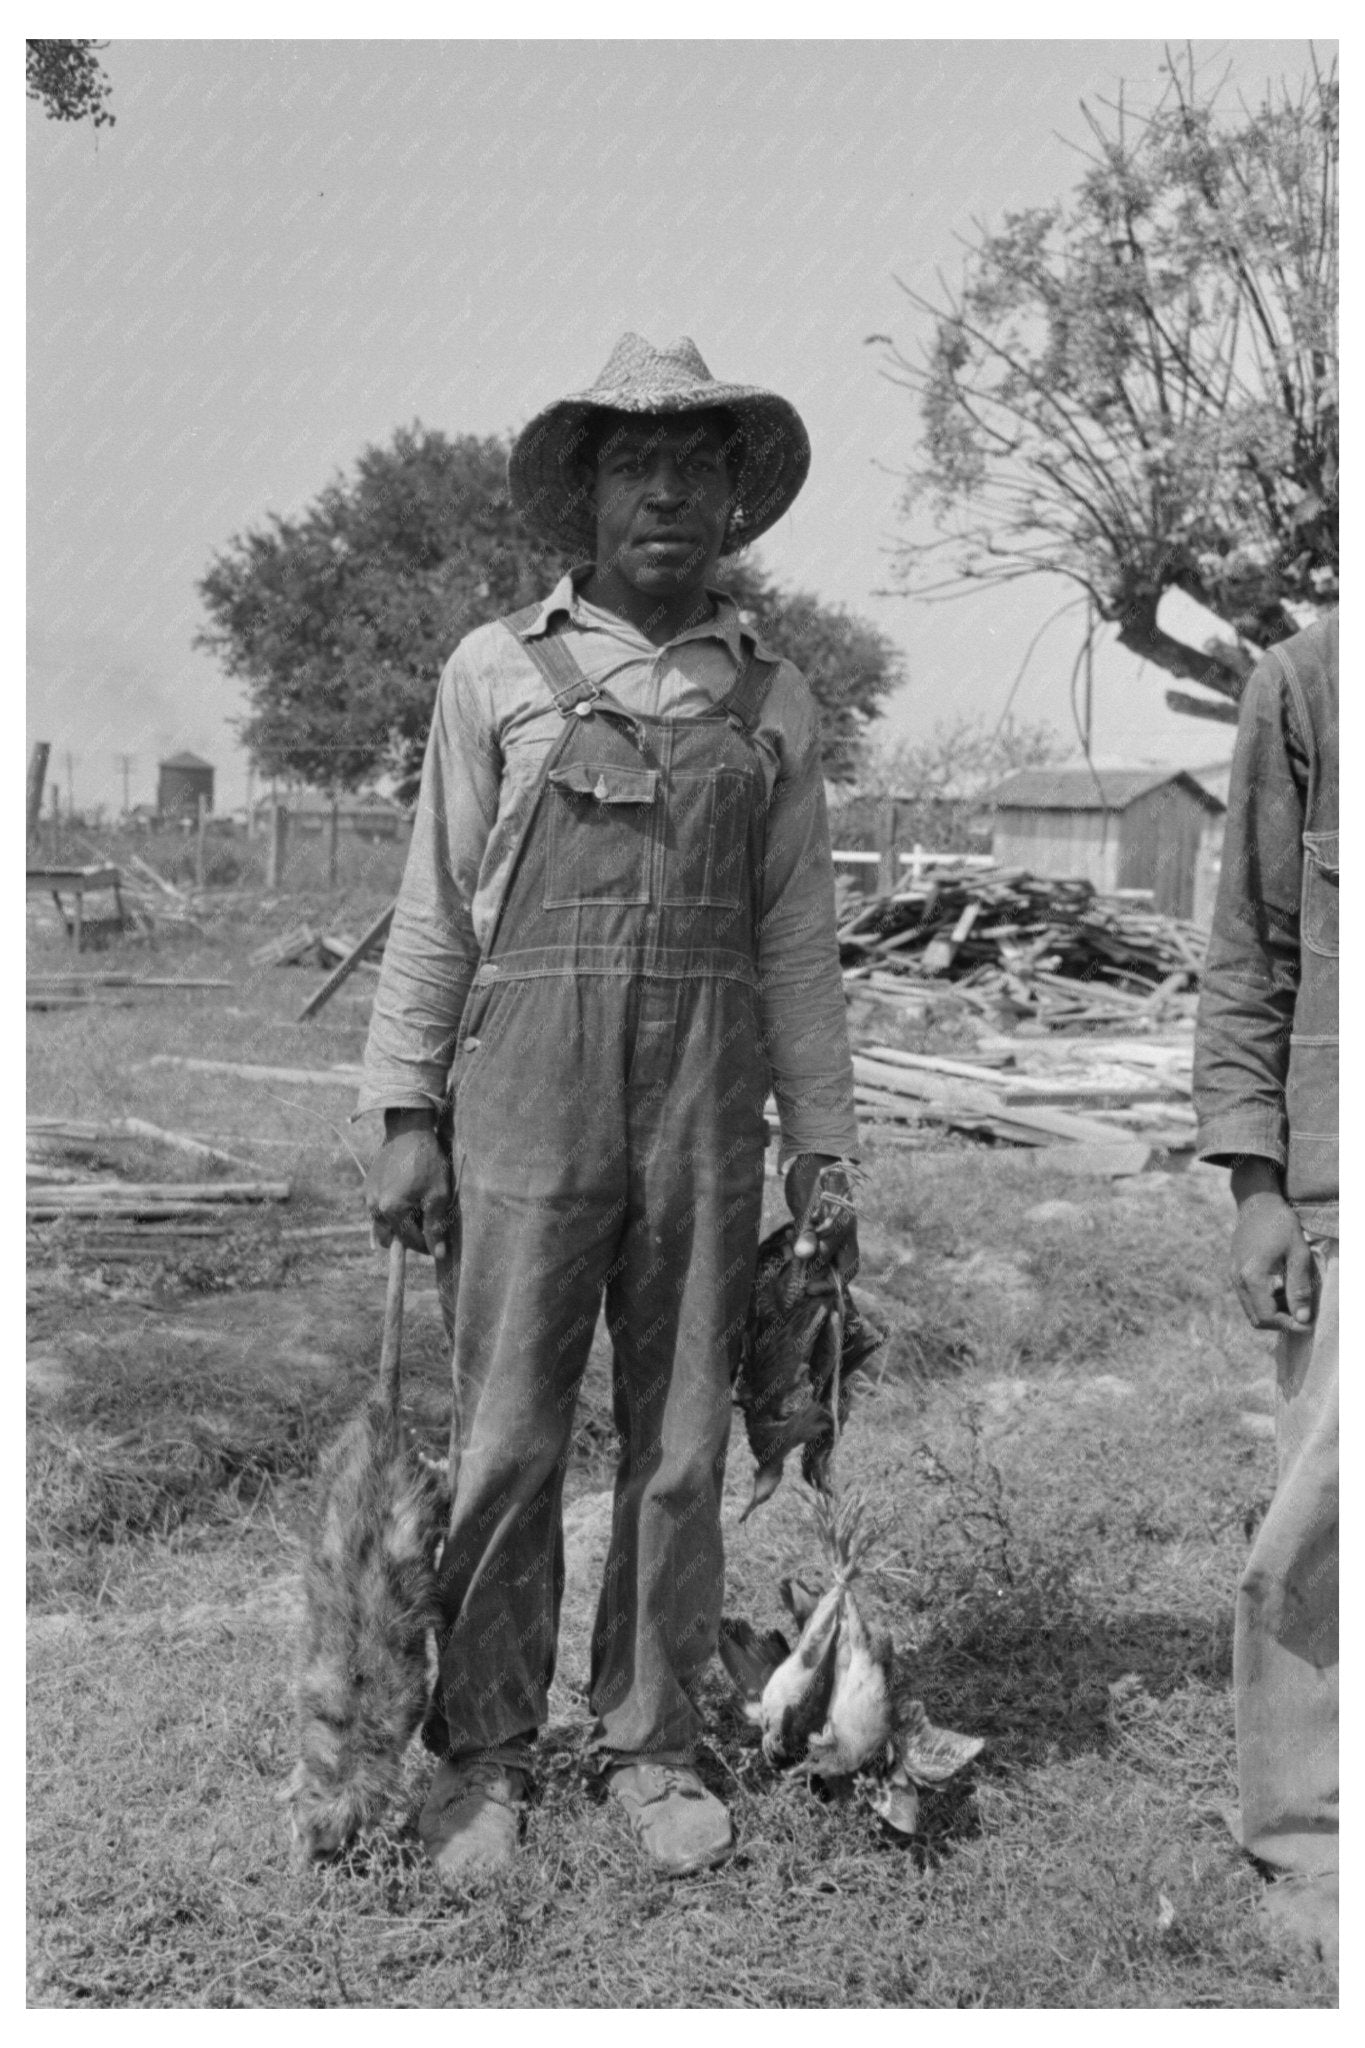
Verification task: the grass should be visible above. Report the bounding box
[26,903,1336,2007]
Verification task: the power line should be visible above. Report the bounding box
[988,595,1086,749]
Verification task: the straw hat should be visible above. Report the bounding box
[508,332,811,557]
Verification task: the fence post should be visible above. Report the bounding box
[327,792,340,890]
[876,795,898,895]
[27,742,50,850]
[267,802,289,889]
[195,795,208,889]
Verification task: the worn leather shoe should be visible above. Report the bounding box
[419,1757,527,1888]
[607,1760,733,1875]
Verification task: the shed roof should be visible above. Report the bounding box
[159,750,214,770]
[987,766,1224,814]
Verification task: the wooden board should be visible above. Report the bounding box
[142,1056,363,1088]
[851,1054,1138,1149]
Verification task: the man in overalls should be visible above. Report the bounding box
[361,334,859,1884]
[1193,610,1338,1963]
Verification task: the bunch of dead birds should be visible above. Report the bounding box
[724,1224,983,1833]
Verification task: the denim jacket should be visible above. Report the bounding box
[1193,611,1338,1236]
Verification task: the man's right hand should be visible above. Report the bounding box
[366,1108,453,1259]
[1230,1160,1315,1333]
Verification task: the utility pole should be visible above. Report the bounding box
[65,749,75,826]
[119,753,133,818]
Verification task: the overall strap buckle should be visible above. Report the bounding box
[503,614,598,717]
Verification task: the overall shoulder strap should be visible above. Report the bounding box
[501,612,597,716]
[720,649,781,734]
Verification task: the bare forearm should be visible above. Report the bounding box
[1230,1156,1284,1205]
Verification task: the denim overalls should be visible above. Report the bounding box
[424,609,779,1762]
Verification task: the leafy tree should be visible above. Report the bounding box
[27,41,115,128]
[198,426,902,796]
[198,428,559,798]
[880,47,1337,721]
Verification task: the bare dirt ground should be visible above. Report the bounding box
[26,867,1336,2008]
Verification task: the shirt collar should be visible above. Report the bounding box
[524,567,763,662]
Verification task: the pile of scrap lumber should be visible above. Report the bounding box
[251,922,386,971]
[100,850,206,938]
[840,867,1206,1029]
[251,903,396,1022]
[26,1115,290,1253]
[850,1032,1195,1176]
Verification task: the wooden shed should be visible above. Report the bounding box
[986,766,1224,921]
[157,750,214,820]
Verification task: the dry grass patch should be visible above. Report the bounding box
[27,918,1334,2005]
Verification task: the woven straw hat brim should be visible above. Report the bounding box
[509,357,810,558]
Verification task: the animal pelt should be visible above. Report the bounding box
[732,1223,884,1519]
[285,1397,448,1862]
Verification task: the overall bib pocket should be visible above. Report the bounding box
[543,761,659,908]
[661,767,752,908]
[1302,829,1338,958]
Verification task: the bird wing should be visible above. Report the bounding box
[718,1616,790,1705]
[779,1575,823,1626]
[893,1697,985,1783]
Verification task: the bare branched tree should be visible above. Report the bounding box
[833,714,1066,856]
[879,46,1337,723]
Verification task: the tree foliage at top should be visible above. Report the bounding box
[27,41,115,127]
[198,425,901,797]
[198,429,558,796]
[882,47,1337,720]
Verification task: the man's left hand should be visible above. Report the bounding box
[784,1154,859,1280]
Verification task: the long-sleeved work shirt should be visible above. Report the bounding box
[360,571,860,1162]
[1192,610,1338,1235]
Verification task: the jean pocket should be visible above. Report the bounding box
[543,761,659,907]
[1302,829,1338,957]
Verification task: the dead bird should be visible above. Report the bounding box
[720,1577,846,1766]
[805,1585,895,1780]
[721,1487,984,1820]
[866,1697,987,1837]
[284,1242,447,1862]
[732,1224,884,1518]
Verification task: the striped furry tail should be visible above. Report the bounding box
[286,1404,446,1863]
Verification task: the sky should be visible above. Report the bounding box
[27,34,1331,817]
